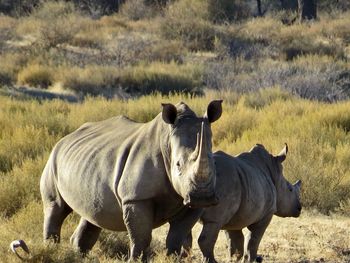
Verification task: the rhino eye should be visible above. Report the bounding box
[287,183,293,192]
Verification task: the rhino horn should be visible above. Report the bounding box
[294,180,302,190]
[192,132,201,160]
[194,122,210,180]
[199,122,208,165]
[276,143,288,163]
[10,239,30,260]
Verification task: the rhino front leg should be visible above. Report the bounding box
[166,208,202,256]
[243,215,272,262]
[198,223,221,263]
[182,230,193,257]
[70,218,101,254]
[123,201,154,262]
[225,230,244,260]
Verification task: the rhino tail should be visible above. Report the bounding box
[10,239,30,260]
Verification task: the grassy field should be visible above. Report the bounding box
[3,205,350,262]
[0,0,350,262]
[155,211,350,263]
[0,92,350,262]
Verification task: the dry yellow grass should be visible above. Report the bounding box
[1,205,349,262]
[0,93,350,262]
[152,210,350,263]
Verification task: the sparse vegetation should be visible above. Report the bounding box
[0,1,349,100]
[0,0,350,262]
[17,63,54,89]
[119,0,156,21]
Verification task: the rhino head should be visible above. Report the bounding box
[161,100,223,208]
[273,144,302,218]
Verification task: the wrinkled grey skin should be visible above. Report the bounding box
[180,144,302,263]
[40,101,222,262]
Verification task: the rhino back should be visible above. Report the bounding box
[202,151,277,230]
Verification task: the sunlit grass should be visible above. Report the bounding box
[0,2,350,261]
[1,91,350,216]
[1,90,350,262]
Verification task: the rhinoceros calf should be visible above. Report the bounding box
[181,144,302,263]
[40,101,222,262]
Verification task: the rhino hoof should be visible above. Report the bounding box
[256,255,263,262]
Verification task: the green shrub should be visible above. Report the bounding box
[161,0,217,51]
[0,157,46,217]
[58,65,119,96]
[319,0,350,12]
[108,34,186,67]
[17,64,54,89]
[208,0,250,22]
[0,52,29,86]
[241,87,294,109]
[211,104,257,145]
[144,40,187,63]
[118,62,203,95]
[204,55,350,102]
[0,57,17,86]
[120,0,156,21]
[0,0,39,16]
[0,15,16,45]
[0,125,57,173]
[16,1,83,49]
[57,62,203,97]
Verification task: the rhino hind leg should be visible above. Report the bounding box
[70,218,102,254]
[43,199,72,243]
[225,230,244,260]
[166,208,202,256]
[244,215,272,262]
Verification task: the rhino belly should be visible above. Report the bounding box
[58,178,126,231]
[223,192,275,230]
[56,164,126,231]
[224,211,264,230]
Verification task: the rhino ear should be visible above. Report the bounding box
[161,103,177,124]
[275,143,288,163]
[205,100,223,123]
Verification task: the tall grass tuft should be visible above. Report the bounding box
[17,64,54,89]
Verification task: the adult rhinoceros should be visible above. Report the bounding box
[39,100,222,261]
[181,144,302,263]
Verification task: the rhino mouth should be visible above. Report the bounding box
[284,204,302,218]
[293,204,302,217]
[183,192,219,208]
